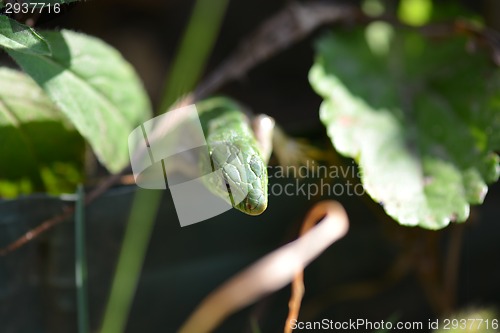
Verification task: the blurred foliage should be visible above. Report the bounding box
[0,67,84,197]
[0,15,152,196]
[398,0,433,26]
[310,24,500,229]
[159,0,229,112]
[0,0,500,332]
[7,29,152,173]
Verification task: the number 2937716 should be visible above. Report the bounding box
[3,2,61,14]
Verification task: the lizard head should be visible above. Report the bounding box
[203,141,268,216]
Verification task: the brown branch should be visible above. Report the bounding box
[285,271,305,333]
[453,19,500,66]
[284,201,347,333]
[178,201,349,333]
[0,205,73,256]
[194,2,357,100]
[0,169,128,257]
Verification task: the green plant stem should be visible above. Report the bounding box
[100,1,229,331]
[158,0,229,112]
[75,184,89,333]
[99,189,162,333]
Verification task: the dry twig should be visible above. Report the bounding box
[178,200,349,333]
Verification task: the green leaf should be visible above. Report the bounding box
[0,67,84,197]
[398,0,433,26]
[7,29,152,173]
[0,16,51,55]
[310,27,500,229]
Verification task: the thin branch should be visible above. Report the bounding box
[285,271,304,333]
[0,205,73,256]
[0,170,127,257]
[452,19,500,66]
[194,2,357,100]
[368,16,500,66]
[283,200,346,333]
[178,200,349,333]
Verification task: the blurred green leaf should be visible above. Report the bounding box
[0,67,84,197]
[8,29,152,173]
[310,27,500,229]
[362,0,385,17]
[429,2,483,23]
[159,0,229,111]
[0,16,51,55]
[398,0,433,26]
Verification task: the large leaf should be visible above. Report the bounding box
[7,29,152,173]
[310,25,500,229]
[0,67,84,197]
[0,16,51,55]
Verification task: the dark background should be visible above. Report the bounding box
[1,1,500,332]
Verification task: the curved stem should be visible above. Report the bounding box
[179,201,349,333]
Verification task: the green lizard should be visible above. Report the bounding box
[195,96,317,216]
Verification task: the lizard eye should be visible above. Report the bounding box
[224,179,232,194]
